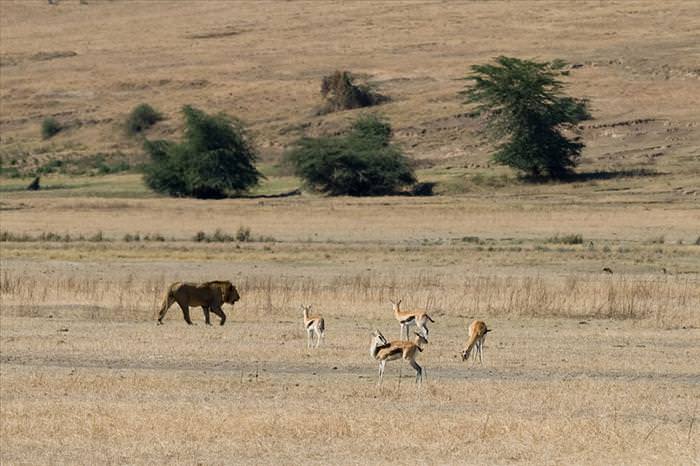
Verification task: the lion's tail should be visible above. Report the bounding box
[157,284,177,322]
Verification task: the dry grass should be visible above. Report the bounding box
[2,268,698,329]
[2,316,699,465]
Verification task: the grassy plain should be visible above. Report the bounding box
[2,186,699,465]
[1,1,700,465]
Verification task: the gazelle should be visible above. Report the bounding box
[390,299,435,340]
[461,320,491,364]
[301,305,325,348]
[369,329,428,385]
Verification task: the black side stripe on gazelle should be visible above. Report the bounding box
[306,320,315,328]
[400,316,416,324]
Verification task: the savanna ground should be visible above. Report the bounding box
[1,1,700,465]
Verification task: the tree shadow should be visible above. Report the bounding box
[563,168,662,182]
[521,168,663,184]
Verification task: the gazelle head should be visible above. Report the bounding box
[461,348,471,361]
[414,331,428,346]
[370,330,389,359]
[389,299,402,311]
[373,330,388,344]
[301,304,311,315]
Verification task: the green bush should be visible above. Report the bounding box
[41,117,62,139]
[320,71,385,113]
[143,106,262,199]
[286,114,416,196]
[126,103,163,135]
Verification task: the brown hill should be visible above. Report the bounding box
[1,0,698,179]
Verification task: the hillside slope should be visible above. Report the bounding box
[1,0,698,182]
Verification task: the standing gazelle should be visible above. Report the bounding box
[370,330,428,385]
[461,320,491,364]
[390,299,435,340]
[301,305,325,348]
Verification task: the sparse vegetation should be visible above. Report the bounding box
[546,234,584,244]
[41,117,62,139]
[286,114,416,196]
[0,231,109,242]
[462,56,590,179]
[192,227,275,243]
[126,103,163,135]
[143,105,262,199]
[319,70,386,113]
[236,226,252,242]
[646,235,665,244]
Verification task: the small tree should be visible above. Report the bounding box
[320,70,385,113]
[41,117,62,139]
[143,106,262,199]
[462,56,590,179]
[126,103,163,135]
[286,114,415,196]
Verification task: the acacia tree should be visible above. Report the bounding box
[462,56,590,179]
[143,106,262,199]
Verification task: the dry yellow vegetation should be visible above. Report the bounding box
[1,1,699,464]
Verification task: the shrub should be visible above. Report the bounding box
[193,230,234,243]
[41,117,62,139]
[546,234,584,245]
[286,114,416,196]
[645,235,665,245]
[88,231,106,242]
[320,70,385,113]
[143,105,262,199]
[235,226,251,242]
[123,233,141,242]
[126,103,163,135]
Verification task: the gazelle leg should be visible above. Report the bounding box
[378,360,386,385]
[409,359,422,385]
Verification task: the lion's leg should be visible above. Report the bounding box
[202,306,212,326]
[210,306,226,326]
[176,301,193,325]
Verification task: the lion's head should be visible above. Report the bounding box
[224,284,240,304]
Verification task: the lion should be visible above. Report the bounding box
[157,280,240,326]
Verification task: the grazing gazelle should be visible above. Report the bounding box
[369,329,428,385]
[301,305,325,348]
[390,299,435,340]
[461,320,491,364]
